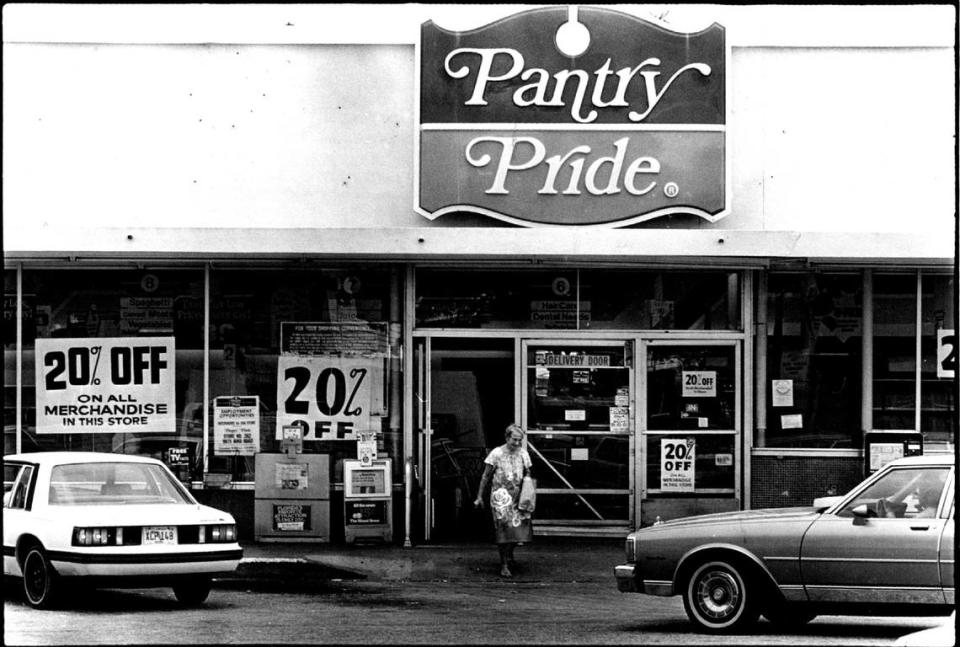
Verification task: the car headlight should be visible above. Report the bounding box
[73,527,123,546]
[203,524,236,543]
[625,535,637,562]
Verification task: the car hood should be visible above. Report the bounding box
[39,503,235,526]
[642,506,821,531]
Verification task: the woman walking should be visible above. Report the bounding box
[473,423,533,577]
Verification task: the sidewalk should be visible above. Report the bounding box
[235,537,624,583]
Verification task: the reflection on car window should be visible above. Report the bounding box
[48,462,192,505]
[4,463,22,498]
[4,464,35,509]
[838,467,949,519]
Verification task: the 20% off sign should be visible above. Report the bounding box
[276,355,384,440]
[35,337,176,434]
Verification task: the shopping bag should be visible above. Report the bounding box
[518,476,536,513]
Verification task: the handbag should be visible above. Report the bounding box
[518,475,536,513]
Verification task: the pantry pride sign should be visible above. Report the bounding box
[416,6,728,226]
[35,337,176,434]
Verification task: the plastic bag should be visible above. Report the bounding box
[518,476,536,513]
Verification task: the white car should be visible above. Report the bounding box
[3,452,242,609]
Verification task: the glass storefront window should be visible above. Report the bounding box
[920,274,956,445]
[12,268,205,480]
[873,274,917,430]
[4,269,19,454]
[645,433,736,492]
[581,270,741,331]
[416,269,578,329]
[526,345,629,432]
[529,433,629,489]
[764,273,862,448]
[208,267,394,482]
[644,344,736,495]
[416,269,742,331]
[647,345,736,431]
[534,492,629,522]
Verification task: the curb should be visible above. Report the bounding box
[234,556,365,581]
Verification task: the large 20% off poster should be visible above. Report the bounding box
[661,437,696,492]
[276,355,384,440]
[35,337,176,434]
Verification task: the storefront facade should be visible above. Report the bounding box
[4,5,956,544]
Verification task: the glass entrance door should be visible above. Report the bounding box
[639,340,741,526]
[521,340,634,535]
[418,337,514,542]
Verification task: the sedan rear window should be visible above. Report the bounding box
[49,462,193,505]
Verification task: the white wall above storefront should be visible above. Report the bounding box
[3,4,956,262]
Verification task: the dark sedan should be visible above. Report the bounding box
[615,455,955,633]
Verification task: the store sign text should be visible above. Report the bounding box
[445,48,711,125]
[417,7,727,226]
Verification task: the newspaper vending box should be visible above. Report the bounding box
[254,452,331,542]
[343,458,392,544]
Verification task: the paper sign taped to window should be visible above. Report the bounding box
[771,380,794,408]
[609,407,629,432]
[781,414,803,430]
[682,371,716,397]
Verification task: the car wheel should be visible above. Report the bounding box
[173,576,212,606]
[763,602,817,628]
[682,559,759,633]
[22,545,60,610]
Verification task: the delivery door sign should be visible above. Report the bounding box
[417,6,728,227]
[661,437,695,492]
[35,337,175,434]
[937,329,956,378]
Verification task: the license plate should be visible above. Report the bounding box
[142,526,177,545]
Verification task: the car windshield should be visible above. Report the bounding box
[48,462,194,505]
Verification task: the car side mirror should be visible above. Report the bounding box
[851,503,871,517]
[851,499,891,524]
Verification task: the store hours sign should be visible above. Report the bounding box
[35,337,175,434]
[416,6,728,226]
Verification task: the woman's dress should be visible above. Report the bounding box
[483,445,533,544]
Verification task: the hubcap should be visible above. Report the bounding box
[696,570,740,620]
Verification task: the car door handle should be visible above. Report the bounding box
[910,524,930,531]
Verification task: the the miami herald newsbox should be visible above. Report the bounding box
[254,453,330,542]
[343,458,392,544]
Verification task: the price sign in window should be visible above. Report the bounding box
[647,345,736,431]
[276,354,384,441]
[937,329,956,379]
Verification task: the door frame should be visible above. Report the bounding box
[638,338,743,524]
[520,338,636,534]
[413,330,749,538]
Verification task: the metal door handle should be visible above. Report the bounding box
[910,524,930,531]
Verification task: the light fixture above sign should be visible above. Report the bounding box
[415,5,729,227]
